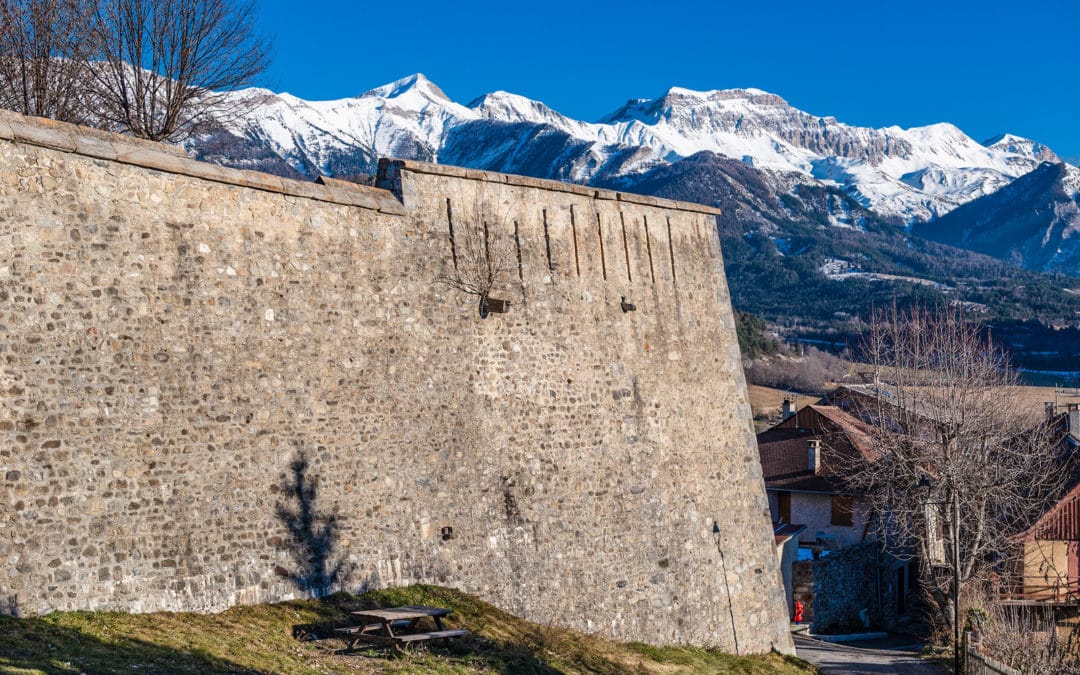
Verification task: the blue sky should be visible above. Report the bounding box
[255,0,1080,158]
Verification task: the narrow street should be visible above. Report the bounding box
[794,635,950,674]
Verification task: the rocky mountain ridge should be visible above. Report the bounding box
[914,161,1080,274]
[190,73,1073,224]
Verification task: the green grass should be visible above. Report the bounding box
[0,585,816,674]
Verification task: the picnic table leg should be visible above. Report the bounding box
[434,616,446,631]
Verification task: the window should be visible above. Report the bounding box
[830,495,853,526]
[777,491,792,524]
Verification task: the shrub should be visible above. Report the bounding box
[745,347,848,393]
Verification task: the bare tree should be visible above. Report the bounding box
[90,0,270,141]
[845,305,1068,661]
[436,201,517,318]
[968,603,1078,675]
[0,0,98,123]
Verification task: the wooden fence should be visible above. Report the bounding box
[964,632,1021,675]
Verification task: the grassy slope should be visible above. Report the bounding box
[0,585,814,674]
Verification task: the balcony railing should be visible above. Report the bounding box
[994,576,1080,604]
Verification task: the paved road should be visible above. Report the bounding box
[794,635,950,674]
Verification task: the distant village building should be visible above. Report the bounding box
[761,388,1080,630]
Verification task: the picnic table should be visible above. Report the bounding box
[334,605,469,649]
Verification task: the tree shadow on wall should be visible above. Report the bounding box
[275,451,350,598]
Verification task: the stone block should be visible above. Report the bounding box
[9,119,77,152]
[419,161,468,179]
[73,135,119,161]
[113,146,190,173]
[314,176,401,211]
[464,167,496,182]
[286,180,323,201]
[234,169,289,195]
[378,201,408,216]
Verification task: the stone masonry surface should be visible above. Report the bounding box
[0,109,793,654]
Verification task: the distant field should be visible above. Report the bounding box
[747,384,819,427]
[996,385,1080,414]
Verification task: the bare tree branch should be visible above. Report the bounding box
[0,0,98,123]
[436,200,517,318]
[844,305,1071,633]
[89,0,271,141]
[969,603,1078,674]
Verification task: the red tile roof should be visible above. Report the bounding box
[757,405,876,494]
[1015,412,1080,541]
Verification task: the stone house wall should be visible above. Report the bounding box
[769,490,872,548]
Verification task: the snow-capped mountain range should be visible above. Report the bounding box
[191,73,1079,227]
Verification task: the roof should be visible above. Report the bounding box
[757,405,877,494]
[1016,480,1080,542]
[773,522,807,546]
[1015,411,1080,541]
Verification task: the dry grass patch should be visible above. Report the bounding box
[0,585,814,674]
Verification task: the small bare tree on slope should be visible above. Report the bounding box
[437,201,516,319]
[845,305,1068,656]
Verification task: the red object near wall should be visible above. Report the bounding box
[793,600,804,623]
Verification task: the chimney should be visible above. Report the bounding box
[808,439,822,474]
[782,398,795,421]
[1069,403,1080,442]
[1045,401,1057,419]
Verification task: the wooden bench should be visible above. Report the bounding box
[334,619,413,635]
[335,605,469,650]
[393,629,470,643]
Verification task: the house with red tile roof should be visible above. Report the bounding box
[757,402,915,628]
[757,404,878,550]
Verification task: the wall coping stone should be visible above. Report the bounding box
[377,158,723,216]
[0,108,719,218]
[0,108,405,215]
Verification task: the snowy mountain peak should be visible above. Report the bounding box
[662,86,785,104]
[362,73,450,102]
[601,86,790,124]
[983,133,1059,164]
[468,90,570,127]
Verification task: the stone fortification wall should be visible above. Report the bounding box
[0,110,792,654]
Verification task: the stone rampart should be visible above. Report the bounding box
[0,109,792,653]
